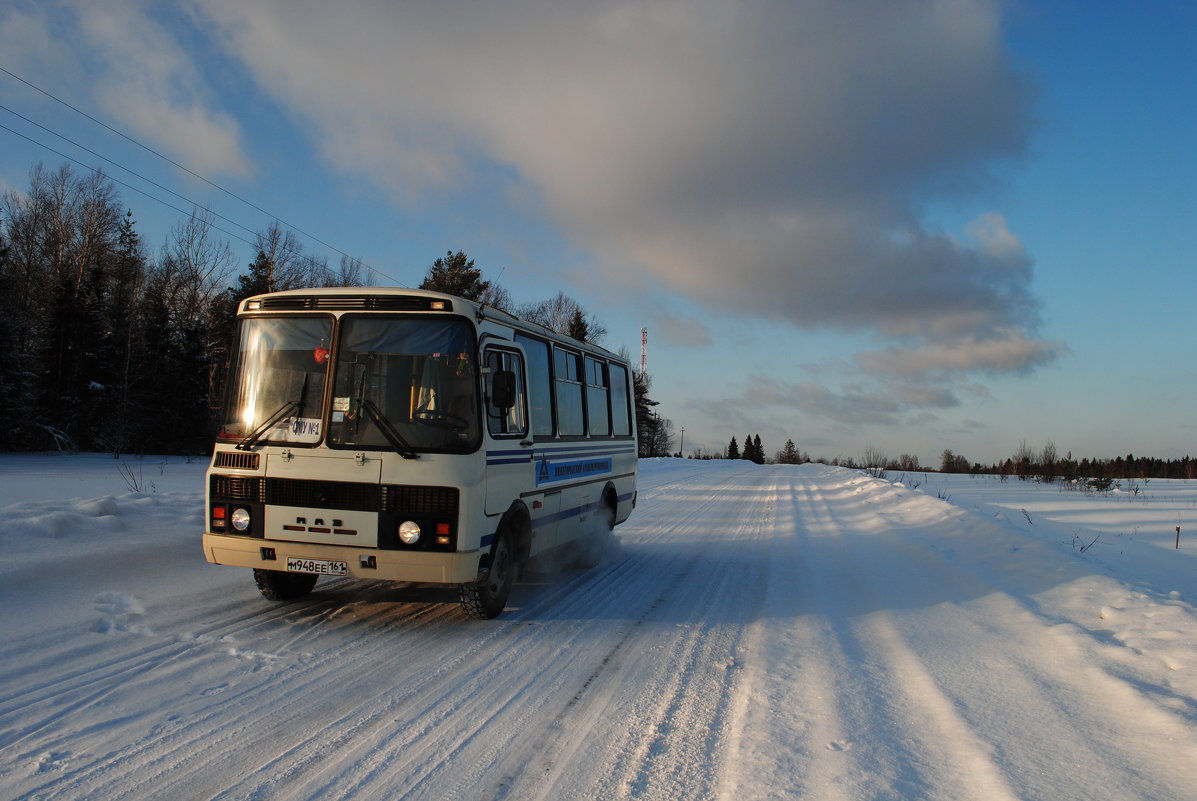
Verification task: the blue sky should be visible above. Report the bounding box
[1,0,1194,466]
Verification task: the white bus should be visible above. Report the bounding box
[202,287,637,618]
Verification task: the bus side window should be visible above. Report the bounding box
[515,333,554,437]
[554,348,584,436]
[610,363,632,436]
[486,350,528,437]
[585,356,610,436]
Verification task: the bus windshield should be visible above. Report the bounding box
[220,316,333,445]
[326,316,481,453]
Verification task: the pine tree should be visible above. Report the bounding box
[779,438,799,464]
[420,250,490,300]
[634,371,663,457]
[566,308,589,342]
[238,250,277,300]
[727,436,740,459]
[95,211,149,454]
[752,434,765,464]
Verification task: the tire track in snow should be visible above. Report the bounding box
[381,462,772,801]
[2,463,771,801]
[3,585,507,800]
[722,467,1024,801]
[794,472,1020,801]
[89,465,767,801]
[727,467,1197,801]
[16,462,1195,800]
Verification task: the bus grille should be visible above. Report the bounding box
[265,478,380,511]
[210,475,264,502]
[383,485,459,515]
[210,475,458,516]
[212,451,260,470]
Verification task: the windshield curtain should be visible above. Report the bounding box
[220,316,333,444]
[327,316,481,453]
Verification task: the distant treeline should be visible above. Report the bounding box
[0,164,368,455]
[938,444,1197,482]
[0,163,654,457]
[687,438,1197,482]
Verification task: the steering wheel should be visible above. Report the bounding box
[413,409,469,432]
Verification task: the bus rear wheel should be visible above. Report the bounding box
[459,533,514,619]
[253,569,318,601]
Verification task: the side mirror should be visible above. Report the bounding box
[491,370,516,410]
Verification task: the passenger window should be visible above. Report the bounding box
[554,348,584,436]
[515,333,553,436]
[610,363,631,436]
[585,357,610,436]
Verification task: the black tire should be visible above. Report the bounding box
[253,569,318,601]
[459,532,515,619]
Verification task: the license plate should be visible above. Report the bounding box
[286,557,348,576]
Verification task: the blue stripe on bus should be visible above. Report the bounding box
[487,444,635,456]
[486,443,635,468]
[534,445,636,457]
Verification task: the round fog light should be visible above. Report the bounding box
[231,507,251,532]
[398,520,421,544]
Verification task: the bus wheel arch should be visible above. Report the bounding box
[601,483,619,527]
[500,502,533,566]
[575,487,617,569]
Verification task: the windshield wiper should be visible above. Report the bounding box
[236,400,297,451]
[361,399,419,460]
[236,374,310,451]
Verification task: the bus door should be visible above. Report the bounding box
[482,346,538,525]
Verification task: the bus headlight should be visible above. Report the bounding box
[231,507,252,532]
[398,520,421,544]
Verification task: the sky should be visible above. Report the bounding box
[0,0,1194,466]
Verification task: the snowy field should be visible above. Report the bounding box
[1,453,1196,801]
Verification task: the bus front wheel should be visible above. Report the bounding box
[459,533,514,619]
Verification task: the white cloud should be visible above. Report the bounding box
[693,376,905,428]
[7,0,1053,387]
[857,329,1068,377]
[186,0,1046,361]
[0,0,251,178]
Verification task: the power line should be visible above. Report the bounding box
[1,102,261,243]
[0,119,368,282]
[0,63,403,285]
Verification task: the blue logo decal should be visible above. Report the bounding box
[535,457,613,486]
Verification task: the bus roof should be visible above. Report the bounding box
[238,287,628,364]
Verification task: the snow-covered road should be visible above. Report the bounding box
[2,457,1196,800]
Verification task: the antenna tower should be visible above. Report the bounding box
[640,328,648,375]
